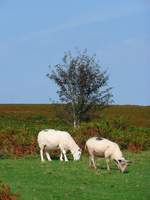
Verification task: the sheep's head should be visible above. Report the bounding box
[115,158,128,173]
[73,148,82,160]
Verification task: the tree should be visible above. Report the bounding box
[47,49,113,128]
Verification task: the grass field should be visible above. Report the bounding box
[0,151,150,200]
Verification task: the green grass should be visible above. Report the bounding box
[0,151,150,200]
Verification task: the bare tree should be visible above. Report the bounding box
[47,49,113,128]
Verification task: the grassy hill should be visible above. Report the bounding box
[0,104,150,157]
[0,104,149,127]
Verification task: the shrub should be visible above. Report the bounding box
[0,128,38,158]
[72,120,150,152]
[0,181,19,200]
[112,116,128,130]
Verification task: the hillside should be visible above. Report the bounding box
[0,104,149,157]
[0,104,149,128]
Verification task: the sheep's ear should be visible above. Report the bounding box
[118,159,126,164]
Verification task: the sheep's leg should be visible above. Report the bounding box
[45,151,52,161]
[89,156,92,167]
[88,149,97,169]
[62,149,68,162]
[60,152,64,161]
[90,155,96,169]
[59,145,68,162]
[104,149,112,171]
[40,148,45,162]
[106,158,110,171]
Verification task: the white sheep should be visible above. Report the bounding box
[85,137,128,172]
[37,129,81,162]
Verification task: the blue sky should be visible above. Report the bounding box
[0,0,149,105]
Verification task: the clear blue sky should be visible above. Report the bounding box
[0,0,149,105]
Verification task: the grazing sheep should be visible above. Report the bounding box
[85,137,128,172]
[37,129,81,162]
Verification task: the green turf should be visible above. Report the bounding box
[0,151,150,200]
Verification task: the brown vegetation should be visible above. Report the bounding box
[0,104,149,156]
[0,181,19,200]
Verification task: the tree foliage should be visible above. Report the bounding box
[47,49,113,127]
